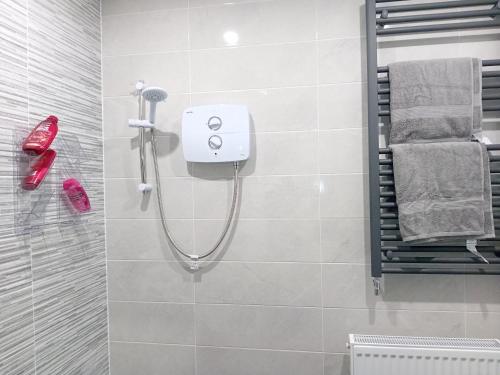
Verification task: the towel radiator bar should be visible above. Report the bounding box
[366,0,500,294]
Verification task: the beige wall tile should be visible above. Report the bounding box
[197,347,323,375]
[191,131,318,177]
[106,219,193,260]
[378,36,462,66]
[457,37,500,60]
[319,38,366,84]
[466,312,500,338]
[320,174,368,218]
[194,175,320,219]
[195,262,322,306]
[196,304,323,351]
[109,302,195,344]
[194,219,321,262]
[319,129,367,174]
[105,177,193,219]
[103,9,189,55]
[466,275,500,312]
[318,83,367,129]
[104,136,190,178]
[321,218,369,263]
[189,0,315,49]
[191,87,317,133]
[103,52,189,96]
[191,43,317,91]
[324,354,350,375]
[102,0,188,15]
[110,342,195,375]
[322,264,466,311]
[108,260,194,302]
[190,0,274,8]
[104,138,139,178]
[316,0,365,39]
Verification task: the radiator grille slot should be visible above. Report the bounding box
[352,335,500,350]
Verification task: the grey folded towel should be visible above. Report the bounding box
[389,58,482,144]
[391,142,494,242]
[387,57,493,254]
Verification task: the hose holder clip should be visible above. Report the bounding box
[189,255,200,271]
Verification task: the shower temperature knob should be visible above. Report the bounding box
[208,135,223,150]
[207,116,222,131]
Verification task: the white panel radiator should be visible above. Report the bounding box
[349,334,500,375]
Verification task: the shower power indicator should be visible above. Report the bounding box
[208,135,223,150]
[207,116,222,130]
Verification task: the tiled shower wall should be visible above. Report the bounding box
[0,1,108,374]
[102,0,500,374]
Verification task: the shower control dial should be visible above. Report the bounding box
[207,116,222,131]
[208,135,223,150]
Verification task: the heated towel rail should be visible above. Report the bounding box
[366,0,500,293]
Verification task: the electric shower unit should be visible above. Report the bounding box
[129,81,250,269]
[182,104,250,163]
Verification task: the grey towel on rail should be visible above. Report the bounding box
[390,142,494,243]
[388,57,483,144]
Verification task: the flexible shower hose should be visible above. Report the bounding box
[150,129,239,265]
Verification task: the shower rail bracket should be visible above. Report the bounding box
[188,256,201,271]
[128,119,155,128]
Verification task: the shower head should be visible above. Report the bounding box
[142,86,168,124]
[143,87,168,102]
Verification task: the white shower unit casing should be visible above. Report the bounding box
[182,104,250,163]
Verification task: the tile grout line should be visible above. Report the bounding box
[3,302,482,334]
[26,1,39,373]
[101,35,367,57]
[104,217,365,221]
[80,303,496,315]
[109,339,342,355]
[103,127,368,140]
[186,2,199,375]
[464,275,468,337]
[103,81,366,98]
[104,172,368,179]
[99,0,113,373]
[313,2,326,372]
[106,259,368,265]
[102,0,313,17]
[103,81,368,98]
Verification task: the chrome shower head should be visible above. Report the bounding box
[142,86,168,124]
